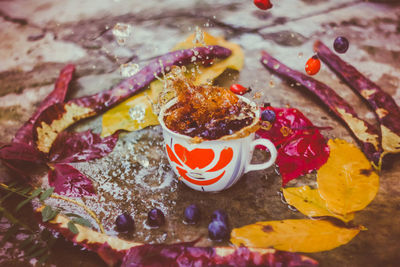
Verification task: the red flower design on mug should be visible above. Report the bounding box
[166,144,233,186]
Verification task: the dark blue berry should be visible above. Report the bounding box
[333,36,349,54]
[261,109,276,123]
[184,204,201,224]
[147,208,165,227]
[208,220,230,241]
[211,210,229,224]
[115,213,135,232]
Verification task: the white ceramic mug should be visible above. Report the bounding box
[159,96,277,192]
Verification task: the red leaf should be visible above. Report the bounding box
[121,242,318,267]
[48,130,118,163]
[12,65,75,147]
[257,107,315,146]
[48,164,95,197]
[0,142,44,163]
[277,130,329,186]
[0,142,45,178]
[256,107,329,186]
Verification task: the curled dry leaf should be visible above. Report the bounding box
[260,51,382,166]
[122,243,318,267]
[38,210,318,267]
[0,65,75,178]
[315,41,400,157]
[101,31,244,137]
[13,64,75,147]
[317,139,379,215]
[257,107,329,186]
[282,186,354,222]
[231,219,363,253]
[49,130,119,163]
[33,46,232,153]
[48,164,96,197]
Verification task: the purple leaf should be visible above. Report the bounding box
[0,142,45,178]
[48,164,95,197]
[121,242,318,267]
[48,130,118,163]
[13,65,75,147]
[0,142,45,163]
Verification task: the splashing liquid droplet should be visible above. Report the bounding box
[112,23,132,45]
[120,63,139,77]
[269,80,275,88]
[192,26,205,46]
[129,104,146,123]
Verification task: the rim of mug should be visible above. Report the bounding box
[158,95,260,142]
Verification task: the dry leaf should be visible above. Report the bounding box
[282,186,354,222]
[101,32,244,137]
[317,139,379,215]
[230,219,363,253]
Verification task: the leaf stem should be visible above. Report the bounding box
[0,182,104,233]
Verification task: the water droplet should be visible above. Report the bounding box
[120,63,139,77]
[192,26,205,46]
[269,80,275,88]
[129,104,146,123]
[273,63,280,70]
[298,52,303,58]
[112,23,132,45]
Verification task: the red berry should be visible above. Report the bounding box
[230,84,248,95]
[254,0,273,10]
[305,56,321,76]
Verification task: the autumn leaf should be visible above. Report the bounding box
[122,242,318,267]
[101,31,244,137]
[317,139,379,215]
[231,219,363,253]
[256,107,329,186]
[173,31,244,84]
[48,164,96,197]
[282,186,354,222]
[13,64,75,147]
[48,130,119,163]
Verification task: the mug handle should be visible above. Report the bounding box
[244,139,277,173]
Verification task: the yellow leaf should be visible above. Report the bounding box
[282,186,354,222]
[101,31,244,136]
[173,31,244,85]
[101,83,161,137]
[230,219,363,253]
[317,139,379,215]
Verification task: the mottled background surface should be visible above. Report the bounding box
[0,0,400,266]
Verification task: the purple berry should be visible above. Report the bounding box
[184,204,201,224]
[208,220,230,241]
[115,213,135,232]
[211,210,228,224]
[333,36,349,54]
[147,208,165,227]
[261,109,276,123]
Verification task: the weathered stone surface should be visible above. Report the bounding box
[1,0,400,266]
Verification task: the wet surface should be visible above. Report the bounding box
[1,0,400,266]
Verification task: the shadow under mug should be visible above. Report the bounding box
[159,96,277,192]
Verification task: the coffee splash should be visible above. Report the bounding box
[159,66,256,140]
